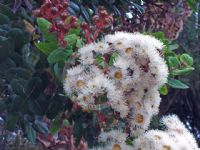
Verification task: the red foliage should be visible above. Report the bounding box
[81,7,113,44]
[37,125,88,150]
[33,0,79,47]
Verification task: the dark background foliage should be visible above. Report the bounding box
[0,0,199,149]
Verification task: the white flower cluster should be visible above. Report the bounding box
[134,115,199,150]
[63,32,199,150]
[64,32,168,134]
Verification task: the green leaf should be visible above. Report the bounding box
[53,63,62,81]
[47,48,73,64]
[6,113,18,131]
[95,55,105,68]
[0,13,10,24]
[69,26,81,35]
[76,38,84,48]
[64,34,78,46]
[169,44,179,51]
[34,120,49,134]
[0,100,6,113]
[0,3,15,19]
[50,117,62,134]
[180,53,193,66]
[6,67,32,81]
[7,28,30,50]
[10,79,26,97]
[159,85,168,95]
[152,31,165,40]
[0,36,14,61]
[11,95,25,112]
[167,77,189,89]
[25,123,36,143]
[37,18,57,42]
[126,138,134,146]
[109,52,118,66]
[35,42,57,55]
[172,67,194,76]
[63,119,70,126]
[167,56,180,68]
[25,77,42,99]
[187,0,197,11]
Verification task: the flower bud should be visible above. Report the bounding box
[61,12,68,21]
[63,1,69,8]
[51,7,58,15]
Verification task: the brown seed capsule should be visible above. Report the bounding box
[162,145,171,150]
[112,144,121,150]
[114,71,123,80]
[135,114,144,124]
[125,47,133,55]
[76,80,86,88]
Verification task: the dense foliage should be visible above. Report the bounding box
[0,0,199,149]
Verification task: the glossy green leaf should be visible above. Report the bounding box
[76,38,84,48]
[25,77,43,99]
[50,117,62,134]
[11,95,25,112]
[63,119,70,126]
[6,113,18,131]
[10,79,26,97]
[0,100,6,113]
[172,67,194,76]
[47,48,73,64]
[37,18,57,42]
[167,77,189,89]
[180,53,193,66]
[64,34,78,46]
[0,13,10,24]
[25,123,36,143]
[169,44,179,51]
[6,67,32,81]
[0,3,15,19]
[167,56,180,68]
[0,36,13,61]
[35,42,57,55]
[7,28,30,50]
[187,0,198,11]
[109,52,118,66]
[34,120,49,134]
[159,84,168,95]
[95,55,105,68]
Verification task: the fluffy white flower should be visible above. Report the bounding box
[113,56,131,69]
[134,130,177,150]
[134,115,199,150]
[94,41,111,54]
[66,65,84,77]
[98,130,127,143]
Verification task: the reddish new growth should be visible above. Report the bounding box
[81,7,113,44]
[33,0,78,47]
[37,120,88,150]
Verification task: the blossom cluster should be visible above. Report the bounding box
[63,32,199,150]
[64,32,168,133]
[134,115,199,150]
